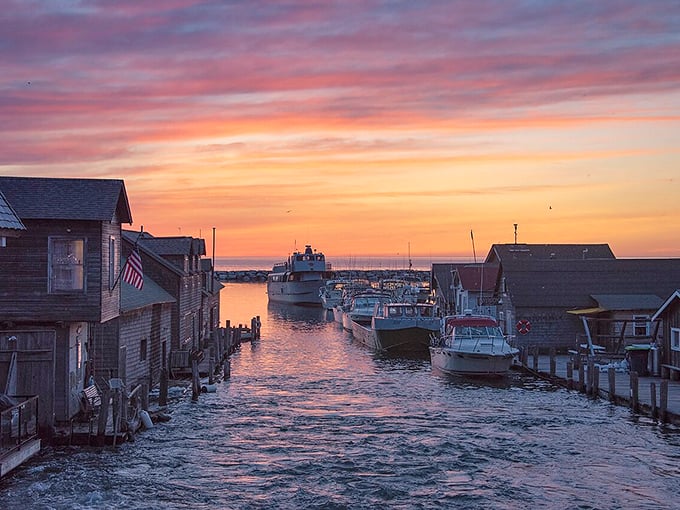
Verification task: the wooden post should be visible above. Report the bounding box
[159,368,168,407]
[191,358,200,401]
[630,372,639,413]
[566,361,573,390]
[208,359,214,385]
[532,346,539,372]
[549,348,556,377]
[97,388,110,444]
[660,380,669,423]
[578,362,585,393]
[141,382,149,411]
[112,389,121,447]
[650,382,657,420]
[592,366,599,398]
[608,367,616,402]
[586,360,593,395]
[224,358,231,379]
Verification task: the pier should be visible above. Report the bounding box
[518,349,680,425]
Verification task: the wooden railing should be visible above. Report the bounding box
[0,396,38,455]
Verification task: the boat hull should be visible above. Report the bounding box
[429,347,515,376]
[351,320,380,350]
[267,279,325,305]
[374,325,438,357]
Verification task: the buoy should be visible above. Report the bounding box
[201,384,217,393]
[140,410,154,429]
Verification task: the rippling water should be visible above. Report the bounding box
[2,283,680,509]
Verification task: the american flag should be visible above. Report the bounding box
[122,249,144,290]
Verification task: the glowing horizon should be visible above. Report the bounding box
[2,1,679,258]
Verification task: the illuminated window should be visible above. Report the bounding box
[49,237,85,293]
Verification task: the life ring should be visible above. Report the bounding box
[516,319,531,335]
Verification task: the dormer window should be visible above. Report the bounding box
[49,237,85,293]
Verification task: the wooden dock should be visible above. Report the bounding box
[518,351,680,425]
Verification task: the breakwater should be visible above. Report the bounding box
[215,269,431,283]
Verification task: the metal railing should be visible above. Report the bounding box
[0,395,39,455]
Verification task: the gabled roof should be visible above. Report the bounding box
[456,264,499,292]
[431,263,468,293]
[123,230,185,277]
[590,294,663,311]
[130,235,206,257]
[501,258,680,309]
[0,176,132,223]
[486,243,615,264]
[120,258,176,312]
[0,190,26,236]
[651,290,680,321]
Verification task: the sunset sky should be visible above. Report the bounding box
[2,1,679,259]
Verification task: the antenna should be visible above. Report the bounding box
[408,242,412,271]
[470,230,477,263]
[513,224,518,244]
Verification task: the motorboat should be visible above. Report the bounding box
[266,245,333,305]
[352,301,440,356]
[429,312,518,376]
[342,290,392,331]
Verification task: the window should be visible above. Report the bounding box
[140,338,148,361]
[109,236,116,289]
[633,315,650,337]
[671,328,680,352]
[49,237,85,293]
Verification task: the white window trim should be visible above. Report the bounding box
[671,327,680,352]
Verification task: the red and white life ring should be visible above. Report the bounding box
[516,319,531,335]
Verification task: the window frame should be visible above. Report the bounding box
[671,327,680,352]
[48,236,87,294]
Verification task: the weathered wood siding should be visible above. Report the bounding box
[0,219,119,323]
[100,221,122,323]
[90,319,120,384]
[664,301,680,367]
[0,330,56,434]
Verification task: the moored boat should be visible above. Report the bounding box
[429,312,518,376]
[371,302,441,356]
[266,245,333,306]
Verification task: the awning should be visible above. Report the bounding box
[567,307,607,315]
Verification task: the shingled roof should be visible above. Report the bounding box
[501,258,680,309]
[0,176,132,223]
[132,235,206,257]
[456,264,499,292]
[0,190,26,236]
[486,243,615,263]
[120,259,176,313]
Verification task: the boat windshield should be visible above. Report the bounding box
[455,326,504,339]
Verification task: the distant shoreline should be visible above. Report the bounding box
[213,255,472,272]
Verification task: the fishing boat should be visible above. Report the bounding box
[319,278,369,310]
[352,301,441,356]
[266,245,333,306]
[342,289,392,331]
[429,312,518,376]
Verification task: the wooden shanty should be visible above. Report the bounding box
[485,243,680,352]
[0,176,133,441]
[651,290,680,379]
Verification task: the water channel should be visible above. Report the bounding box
[1,282,680,509]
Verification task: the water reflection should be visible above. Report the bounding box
[2,282,680,509]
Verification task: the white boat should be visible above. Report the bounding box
[320,278,369,310]
[352,302,441,356]
[429,312,519,376]
[266,245,333,306]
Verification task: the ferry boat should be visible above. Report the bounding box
[429,312,519,376]
[266,245,333,306]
